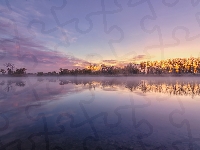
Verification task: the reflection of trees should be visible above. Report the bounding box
[0,81,5,85]
[58,79,200,98]
[135,81,200,97]
[4,80,14,92]
[1,78,196,97]
[15,81,26,87]
[59,79,92,86]
[37,78,44,82]
[0,80,26,92]
[127,81,200,98]
[122,80,195,98]
[47,78,57,82]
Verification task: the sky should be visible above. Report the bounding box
[0,0,200,73]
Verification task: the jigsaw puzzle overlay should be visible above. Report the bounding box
[1,0,200,149]
[0,77,200,149]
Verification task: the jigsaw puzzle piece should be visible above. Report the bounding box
[141,0,200,54]
[52,0,103,34]
[100,0,162,61]
[169,96,200,149]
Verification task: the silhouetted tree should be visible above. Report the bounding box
[37,72,44,76]
[0,69,6,75]
[14,68,26,75]
[4,63,15,75]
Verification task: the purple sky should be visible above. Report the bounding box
[0,0,200,73]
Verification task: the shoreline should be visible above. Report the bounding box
[1,74,200,77]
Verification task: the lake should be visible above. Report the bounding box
[0,76,200,150]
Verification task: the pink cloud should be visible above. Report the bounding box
[0,26,89,73]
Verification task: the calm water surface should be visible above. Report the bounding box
[0,76,200,150]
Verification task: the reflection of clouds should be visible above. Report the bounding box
[0,77,200,114]
[0,78,88,114]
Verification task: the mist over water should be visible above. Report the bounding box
[0,76,200,149]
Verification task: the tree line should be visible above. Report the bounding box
[2,57,200,76]
[50,57,200,75]
[0,63,26,76]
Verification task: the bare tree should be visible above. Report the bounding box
[4,63,15,75]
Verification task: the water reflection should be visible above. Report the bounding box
[0,80,26,93]
[58,77,200,98]
[0,77,199,149]
[2,77,200,98]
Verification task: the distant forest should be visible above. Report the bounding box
[2,57,200,76]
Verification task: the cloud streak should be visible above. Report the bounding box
[0,4,88,73]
